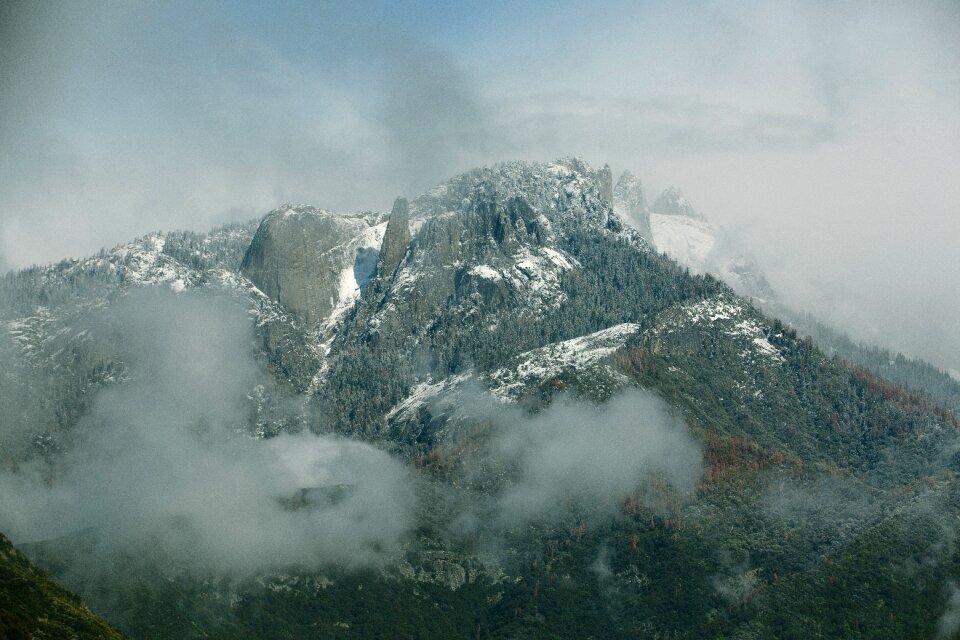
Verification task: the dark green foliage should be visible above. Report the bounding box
[615,300,957,489]
[776,308,960,414]
[161,223,257,274]
[0,532,125,639]
[316,206,725,442]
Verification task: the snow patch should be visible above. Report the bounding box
[385,373,473,423]
[649,213,715,273]
[324,221,388,330]
[470,264,502,280]
[657,296,785,365]
[488,323,640,399]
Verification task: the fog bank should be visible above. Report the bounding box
[0,289,415,574]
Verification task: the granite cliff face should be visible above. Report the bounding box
[240,204,388,326]
[377,197,411,281]
[349,160,619,338]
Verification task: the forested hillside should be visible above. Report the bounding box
[1,159,958,639]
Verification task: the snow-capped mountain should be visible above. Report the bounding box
[2,158,959,639]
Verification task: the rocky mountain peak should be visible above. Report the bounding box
[613,171,645,211]
[409,158,624,239]
[4,157,960,640]
[597,163,614,203]
[653,187,701,219]
[613,170,651,240]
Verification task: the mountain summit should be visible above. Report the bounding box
[1,158,959,639]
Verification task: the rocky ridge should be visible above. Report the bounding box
[2,158,960,639]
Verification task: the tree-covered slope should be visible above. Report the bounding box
[0,531,125,639]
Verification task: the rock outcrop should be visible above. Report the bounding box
[613,170,652,240]
[652,186,702,219]
[597,163,614,203]
[377,197,411,279]
[240,204,388,326]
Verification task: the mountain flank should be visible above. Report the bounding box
[0,158,958,639]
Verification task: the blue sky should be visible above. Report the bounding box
[1,0,958,370]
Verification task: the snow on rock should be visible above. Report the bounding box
[324,220,388,330]
[488,323,640,399]
[463,245,579,311]
[542,247,578,270]
[385,373,473,424]
[649,213,716,274]
[504,246,578,310]
[655,295,785,365]
[469,264,502,280]
[7,307,101,375]
[8,309,60,359]
[410,157,627,240]
[384,323,642,414]
[104,233,203,288]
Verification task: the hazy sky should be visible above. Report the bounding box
[1,0,958,370]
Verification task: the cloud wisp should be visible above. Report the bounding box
[1,2,957,381]
[0,288,416,575]
[446,389,703,535]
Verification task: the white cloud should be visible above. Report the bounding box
[1,0,957,369]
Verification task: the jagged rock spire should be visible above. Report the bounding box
[597,164,614,204]
[613,170,652,241]
[377,197,411,279]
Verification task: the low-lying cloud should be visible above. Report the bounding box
[0,288,415,574]
[939,581,960,639]
[452,389,703,532]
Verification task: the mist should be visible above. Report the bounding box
[760,473,884,554]
[1,1,957,371]
[939,582,960,640]
[0,289,415,574]
[0,327,54,460]
[448,389,702,534]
